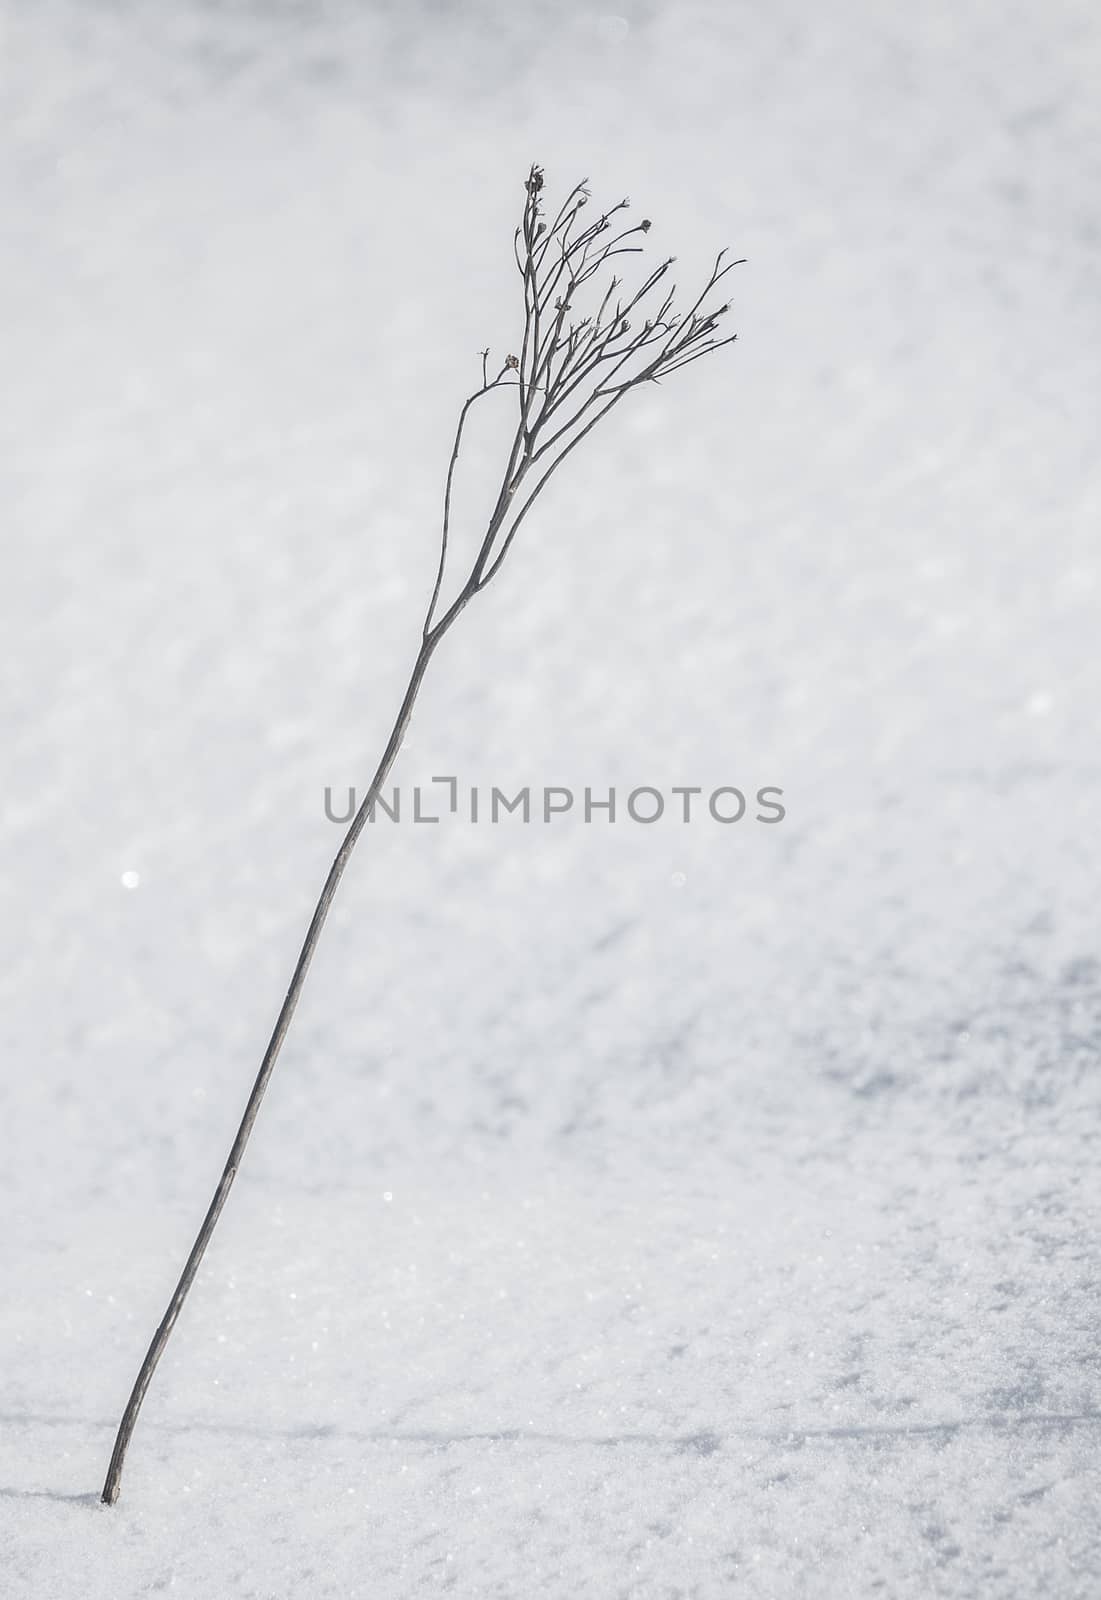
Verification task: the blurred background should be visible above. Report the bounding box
[2,2,1100,1595]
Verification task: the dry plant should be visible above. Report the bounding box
[102,163,741,1505]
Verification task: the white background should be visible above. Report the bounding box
[2,2,1099,1594]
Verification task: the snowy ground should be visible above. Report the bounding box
[3,2,1100,1595]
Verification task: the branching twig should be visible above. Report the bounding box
[100,163,741,1506]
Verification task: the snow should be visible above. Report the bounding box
[2,1,1100,1595]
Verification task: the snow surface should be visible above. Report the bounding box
[2,2,1100,1595]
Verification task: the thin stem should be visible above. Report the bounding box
[424,357,509,637]
[101,629,442,1506]
[477,384,630,590]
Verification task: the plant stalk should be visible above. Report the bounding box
[101,629,444,1505]
[101,161,738,1506]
